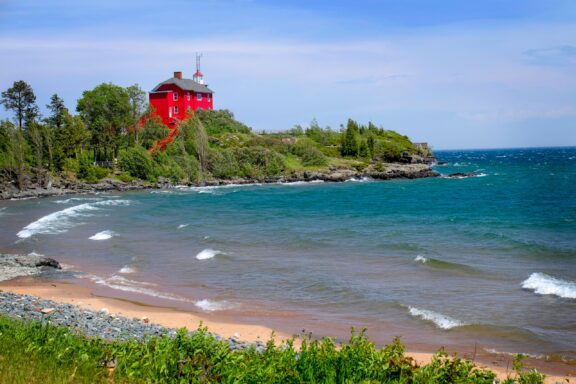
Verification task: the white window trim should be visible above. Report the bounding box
[197,93,202,101]
[174,106,179,114]
[186,92,190,101]
[173,93,178,101]
[168,107,172,117]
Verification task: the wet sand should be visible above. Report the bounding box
[0,277,573,384]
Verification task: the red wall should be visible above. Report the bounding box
[149,83,213,128]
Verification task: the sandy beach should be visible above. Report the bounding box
[1,276,573,384]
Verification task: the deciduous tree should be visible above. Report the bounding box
[76,83,131,161]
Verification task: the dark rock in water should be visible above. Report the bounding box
[446,172,481,179]
[34,257,61,269]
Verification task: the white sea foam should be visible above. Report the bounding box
[484,348,544,360]
[27,251,44,257]
[345,177,372,183]
[0,207,6,216]
[87,274,190,302]
[54,197,103,204]
[408,306,465,329]
[414,255,428,263]
[89,230,116,240]
[282,180,325,186]
[196,249,220,260]
[118,265,136,274]
[195,299,231,312]
[178,183,262,194]
[177,224,189,229]
[16,200,131,239]
[522,273,576,299]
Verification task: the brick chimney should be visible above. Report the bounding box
[174,71,182,80]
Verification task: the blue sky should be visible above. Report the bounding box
[1,0,575,149]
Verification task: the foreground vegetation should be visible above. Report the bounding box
[0,80,433,188]
[0,314,545,384]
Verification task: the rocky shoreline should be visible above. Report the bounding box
[1,163,439,200]
[0,290,264,351]
[0,252,262,350]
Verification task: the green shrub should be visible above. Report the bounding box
[195,109,251,135]
[62,157,80,174]
[208,148,240,179]
[0,314,544,384]
[232,146,285,177]
[292,138,328,167]
[118,146,157,181]
[117,172,134,183]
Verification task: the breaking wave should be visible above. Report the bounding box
[16,200,131,239]
[345,177,373,183]
[414,255,428,263]
[408,306,465,329]
[195,299,232,312]
[413,255,477,275]
[118,265,136,274]
[54,197,103,204]
[522,273,576,299]
[177,224,189,229]
[86,274,190,302]
[195,249,221,260]
[484,348,544,360]
[282,180,325,186]
[89,230,116,241]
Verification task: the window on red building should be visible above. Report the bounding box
[174,106,179,114]
[197,93,202,101]
[173,93,178,101]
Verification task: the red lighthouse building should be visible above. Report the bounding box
[149,66,214,128]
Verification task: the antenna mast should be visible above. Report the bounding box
[194,52,205,84]
[196,52,202,73]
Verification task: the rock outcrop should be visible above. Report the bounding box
[0,253,62,282]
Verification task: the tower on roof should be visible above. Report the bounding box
[193,53,204,85]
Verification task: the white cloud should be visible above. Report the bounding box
[1,20,575,148]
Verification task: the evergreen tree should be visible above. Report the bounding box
[340,119,360,157]
[0,80,39,131]
[45,94,68,129]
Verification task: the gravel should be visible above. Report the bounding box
[0,290,265,352]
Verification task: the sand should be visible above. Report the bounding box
[0,277,573,384]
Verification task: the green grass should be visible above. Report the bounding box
[0,315,545,383]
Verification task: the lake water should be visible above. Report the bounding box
[1,147,575,360]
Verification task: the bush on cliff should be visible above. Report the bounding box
[118,146,157,181]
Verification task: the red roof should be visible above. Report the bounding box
[194,69,203,77]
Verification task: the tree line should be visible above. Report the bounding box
[1,80,429,188]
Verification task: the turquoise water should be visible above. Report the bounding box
[1,147,575,358]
